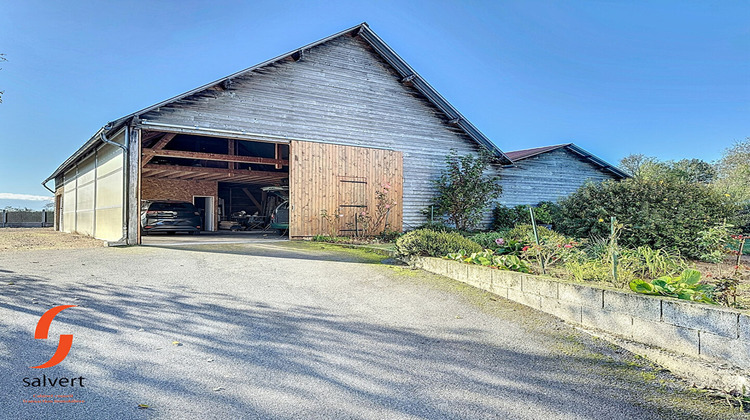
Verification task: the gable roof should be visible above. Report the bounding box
[44,23,510,187]
[505,143,629,179]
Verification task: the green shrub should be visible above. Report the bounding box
[395,229,482,257]
[446,249,530,273]
[696,223,734,263]
[506,224,560,243]
[415,221,458,233]
[433,150,502,231]
[556,178,736,258]
[468,231,508,249]
[492,202,561,230]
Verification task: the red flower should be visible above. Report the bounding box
[522,246,530,252]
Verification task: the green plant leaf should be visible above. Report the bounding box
[652,279,668,289]
[681,269,701,285]
[677,290,695,300]
[630,279,656,294]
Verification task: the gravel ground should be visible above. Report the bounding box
[0,241,744,419]
[0,228,104,251]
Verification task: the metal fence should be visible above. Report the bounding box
[0,210,54,227]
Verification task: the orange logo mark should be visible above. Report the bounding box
[31,305,77,369]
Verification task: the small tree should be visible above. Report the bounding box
[433,150,502,231]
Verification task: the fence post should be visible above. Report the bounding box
[42,210,47,227]
[1,210,6,227]
[611,216,619,285]
[529,206,545,275]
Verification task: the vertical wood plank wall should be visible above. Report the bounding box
[289,140,403,238]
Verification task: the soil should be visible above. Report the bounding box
[0,228,105,251]
[694,254,750,308]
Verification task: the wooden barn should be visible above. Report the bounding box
[43,23,624,245]
[499,144,628,206]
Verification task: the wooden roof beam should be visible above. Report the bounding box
[142,149,288,166]
[142,133,177,166]
[142,164,287,181]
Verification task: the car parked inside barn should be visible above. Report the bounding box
[141,200,202,235]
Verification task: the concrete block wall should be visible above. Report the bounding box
[415,256,750,372]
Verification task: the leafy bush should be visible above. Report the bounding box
[415,221,458,233]
[506,224,560,243]
[433,150,502,231]
[629,269,715,304]
[696,223,734,263]
[504,225,579,273]
[521,236,580,274]
[492,202,561,230]
[446,250,530,273]
[555,178,736,258]
[395,229,482,257]
[468,231,507,249]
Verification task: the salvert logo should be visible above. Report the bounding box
[22,305,86,391]
[31,305,77,369]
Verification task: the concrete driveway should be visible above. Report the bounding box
[0,242,741,419]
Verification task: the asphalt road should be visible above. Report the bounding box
[0,241,742,419]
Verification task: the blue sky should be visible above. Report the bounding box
[0,0,748,209]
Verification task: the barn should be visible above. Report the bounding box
[499,144,628,206]
[43,23,624,245]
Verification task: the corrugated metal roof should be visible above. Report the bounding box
[505,143,630,179]
[43,22,510,186]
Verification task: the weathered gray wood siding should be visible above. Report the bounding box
[141,35,495,229]
[498,148,616,207]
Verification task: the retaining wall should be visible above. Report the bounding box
[413,256,750,373]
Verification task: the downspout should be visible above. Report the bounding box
[42,181,55,194]
[100,124,130,244]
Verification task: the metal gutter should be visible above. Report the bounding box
[565,144,630,179]
[138,121,291,143]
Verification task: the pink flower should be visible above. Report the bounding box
[361,212,366,216]
[385,204,390,209]
[564,244,573,248]
[495,238,505,246]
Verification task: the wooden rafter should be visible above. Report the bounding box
[241,188,263,209]
[141,164,287,183]
[142,133,177,166]
[142,148,288,166]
